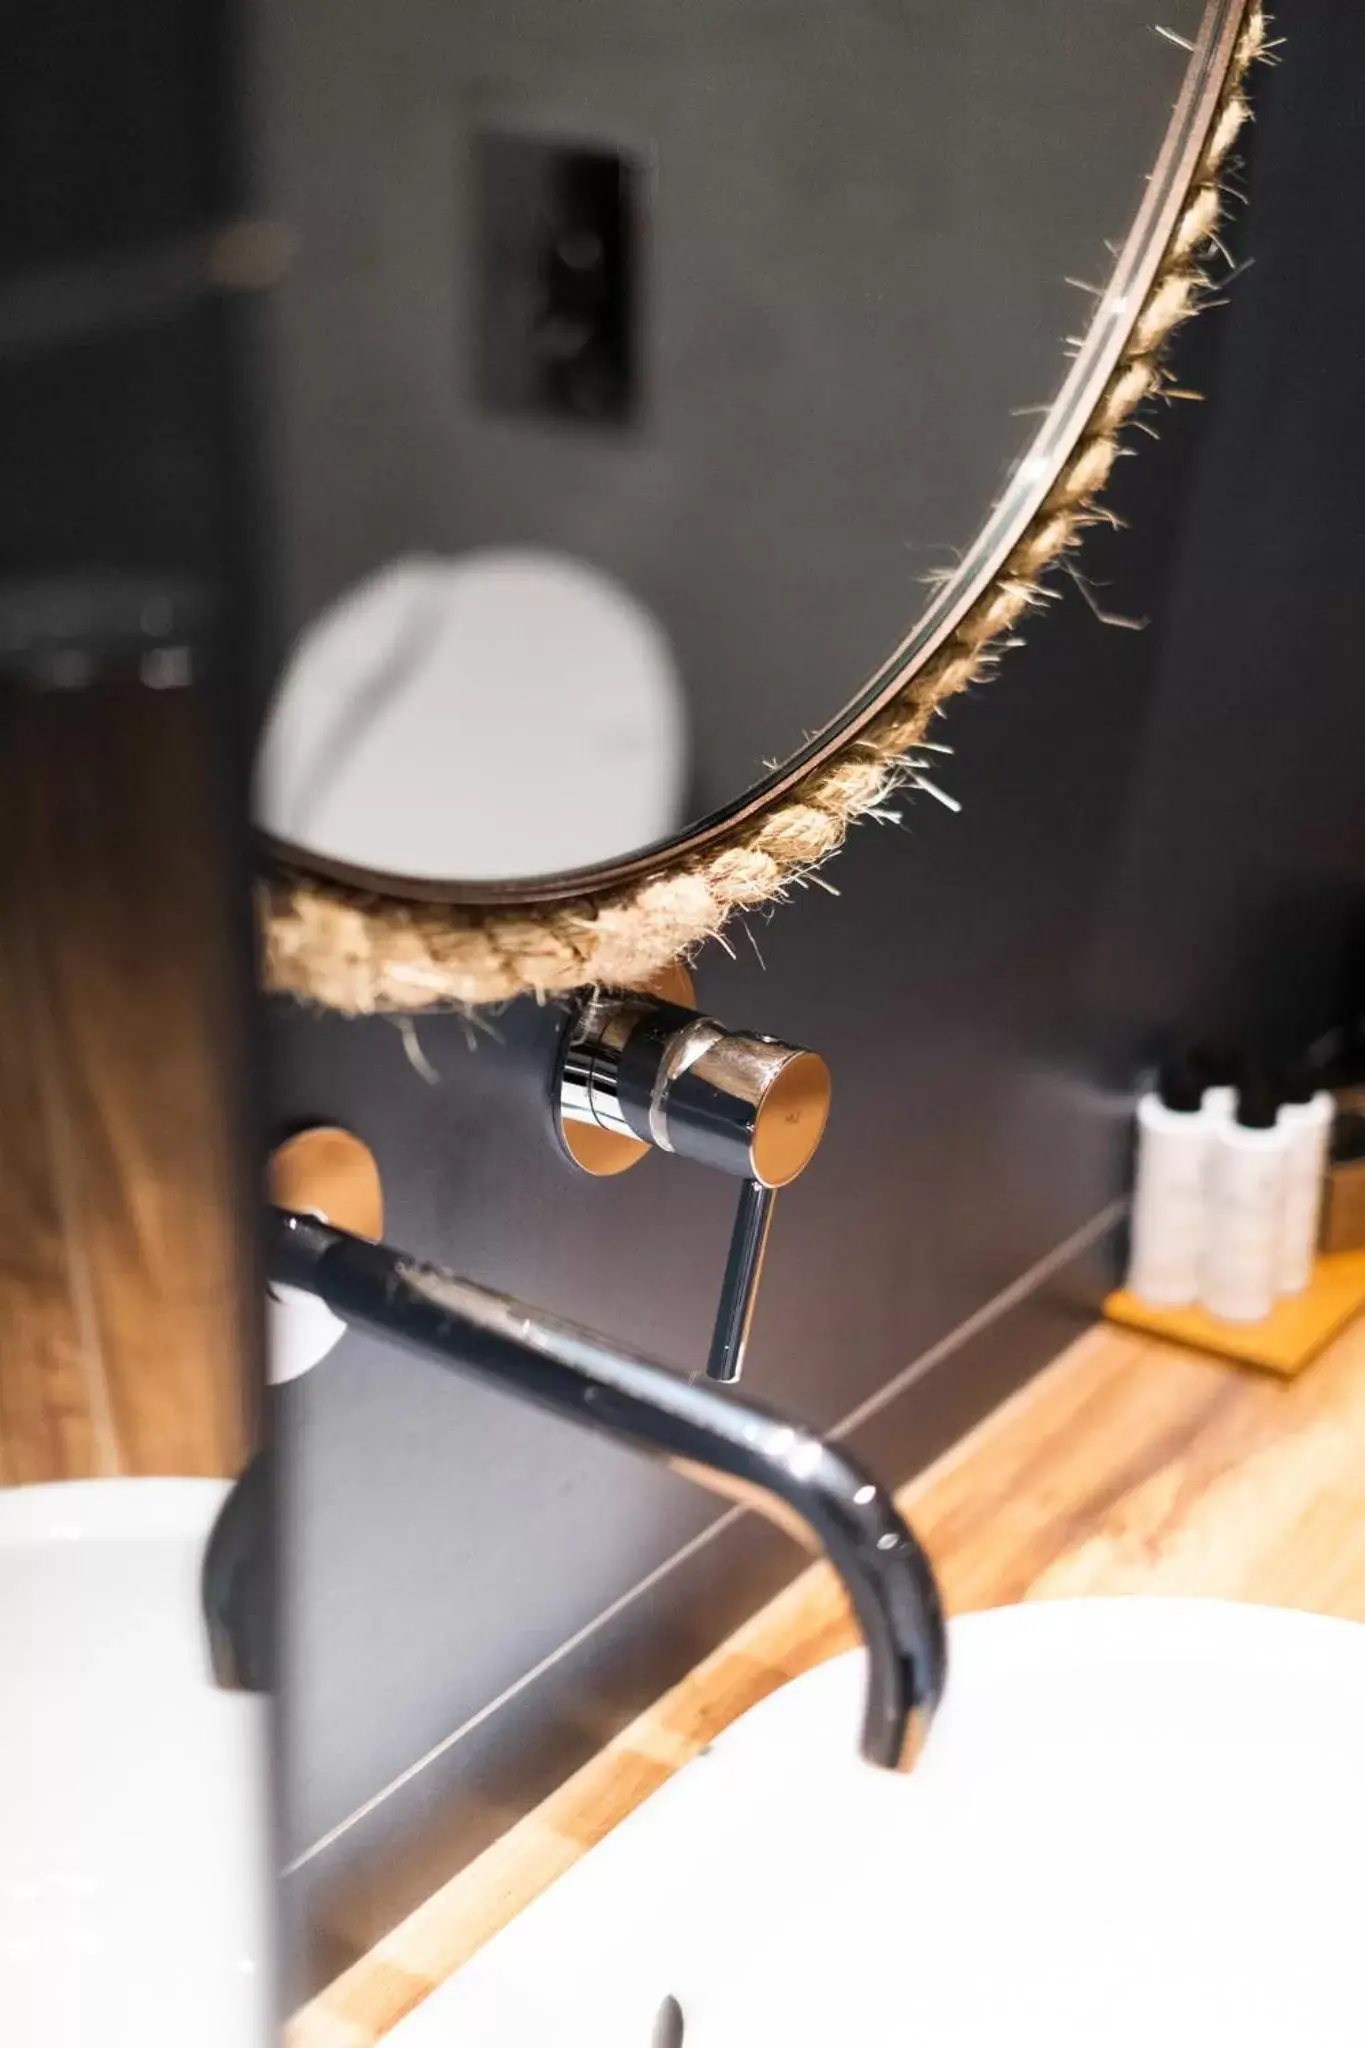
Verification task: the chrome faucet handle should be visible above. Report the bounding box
[554,990,831,1383]
[707,1176,777,1384]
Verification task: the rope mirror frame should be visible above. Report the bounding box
[262,0,1266,1015]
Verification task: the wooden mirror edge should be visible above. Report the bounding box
[261,1,1265,1016]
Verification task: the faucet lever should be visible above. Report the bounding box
[707,1177,777,1383]
[554,990,831,1383]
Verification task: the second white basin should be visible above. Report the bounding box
[394,1599,1365,2047]
[0,1480,272,2048]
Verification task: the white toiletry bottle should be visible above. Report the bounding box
[1277,1063,1334,1294]
[1190,1043,1238,1125]
[1202,1074,1290,1323]
[1127,1057,1210,1306]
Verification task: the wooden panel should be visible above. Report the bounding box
[0,693,114,1484]
[0,669,255,1484]
[289,1308,1365,2046]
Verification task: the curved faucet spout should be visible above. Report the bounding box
[269,1209,946,1771]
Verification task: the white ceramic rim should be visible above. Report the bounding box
[0,1476,231,1548]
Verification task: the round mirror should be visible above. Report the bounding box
[254,0,1257,995]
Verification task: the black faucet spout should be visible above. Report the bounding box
[268,1208,946,1770]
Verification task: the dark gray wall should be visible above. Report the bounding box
[262,2,1365,1998]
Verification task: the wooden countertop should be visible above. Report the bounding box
[290,1310,1365,2047]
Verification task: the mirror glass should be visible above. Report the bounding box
[253,0,1208,893]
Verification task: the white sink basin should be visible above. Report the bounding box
[0,1480,272,2048]
[395,1599,1365,2047]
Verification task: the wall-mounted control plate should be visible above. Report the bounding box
[475,130,642,429]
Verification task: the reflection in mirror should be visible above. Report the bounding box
[257,551,687,881]
[254,0,1210,894]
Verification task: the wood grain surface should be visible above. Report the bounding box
[289,1308,1365,2047]
[0,671,256,1484]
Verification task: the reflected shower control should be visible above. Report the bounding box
[475,131,640,427]
[554,986,831,1383]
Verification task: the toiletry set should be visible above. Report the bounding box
[1128,1053,1335,1324]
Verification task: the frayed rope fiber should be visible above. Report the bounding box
[264,5,1265,1014]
